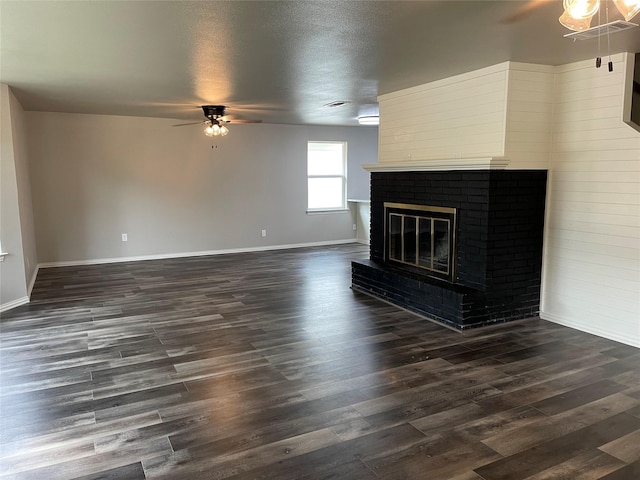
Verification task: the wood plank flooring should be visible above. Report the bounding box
[1,243,639,479]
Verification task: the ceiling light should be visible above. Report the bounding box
[358,115,379,125]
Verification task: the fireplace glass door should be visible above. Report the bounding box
[385,203,456,281]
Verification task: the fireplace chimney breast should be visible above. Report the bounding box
[352,169,547,330]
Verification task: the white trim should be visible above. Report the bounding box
[306,208,350,215]
[0,296,29,313]
[37,239,359,269]
[361,157,511,172]
[540,311,640,348]
[0,252,8,262]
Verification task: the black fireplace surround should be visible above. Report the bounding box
[352,170,547,330]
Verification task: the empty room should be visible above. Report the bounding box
[1,1,639,479]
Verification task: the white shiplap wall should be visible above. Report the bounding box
[541,53,640,347]
[378,63,509,162]
[378,61,555,169]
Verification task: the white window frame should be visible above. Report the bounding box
[306,141,348,213]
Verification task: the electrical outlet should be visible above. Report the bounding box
[121,233,128,242]
[261,229,267,238]
[353,223,357,231]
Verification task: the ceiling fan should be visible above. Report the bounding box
[174,105,262,137]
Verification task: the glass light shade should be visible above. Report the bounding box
[559,9,594,30]
[613,0,640,20]
[219,124,229,136]
[563,0,600,19]
[212,123,221,135]
[204,124,215,137]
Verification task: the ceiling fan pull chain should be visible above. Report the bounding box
[606,0,613,72]
[596,1,602,68]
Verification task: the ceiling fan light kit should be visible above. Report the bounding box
[174,105,262,138]
[204,122,228,137]
[202,105,229,137]
[559,0,639,32]
[559,0,638,72]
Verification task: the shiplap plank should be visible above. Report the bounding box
[543,274,639,315]
[551,181,639,194]
[552,137,640,152]
[549,150,639,162]
[543,248,640,283]
[550,199,640,216]
[552,170,640,183]
[554,127,640,143]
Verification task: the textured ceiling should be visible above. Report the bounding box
[1,0,639,126]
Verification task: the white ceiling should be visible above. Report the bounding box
[1,0,639,126]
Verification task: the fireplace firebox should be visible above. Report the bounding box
[385,203,456,282]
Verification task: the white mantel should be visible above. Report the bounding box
[362,157,510,172]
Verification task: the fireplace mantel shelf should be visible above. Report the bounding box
[361,157,510,172]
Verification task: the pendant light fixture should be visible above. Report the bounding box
[560,0,639,32]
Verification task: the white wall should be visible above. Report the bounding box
[504,63,555,170]
[541,53,640,347]
[26,113,376,265]
[378,61,555,170]
[378,63,508,163]
[0,85,38,311]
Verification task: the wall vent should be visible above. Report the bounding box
[564,20,638,40]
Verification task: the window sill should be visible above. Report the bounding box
[306,208,350,215]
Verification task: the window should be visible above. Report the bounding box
[307,141,347,211]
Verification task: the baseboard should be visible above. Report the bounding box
[38,238,360,269]
[540,311,640,348]
[0,296,29,313]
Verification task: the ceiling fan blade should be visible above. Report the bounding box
[172,120,207,127]
[224,118,263,124]
[501,0,552,24]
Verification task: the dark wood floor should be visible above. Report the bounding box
[1,243,639,479]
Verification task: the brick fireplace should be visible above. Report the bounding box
[351,167,547,330]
